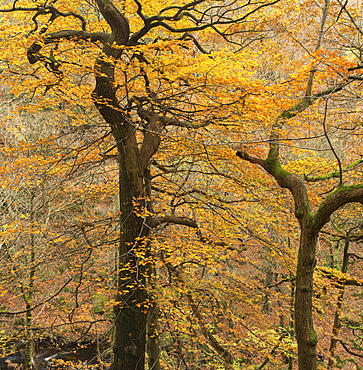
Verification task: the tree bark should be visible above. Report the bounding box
[147,301,161,370]
[91,1,151,369]
[295,223,318,370]
[237,146,363,370]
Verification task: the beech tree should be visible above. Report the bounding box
[0,0,283,369]
[3,0,363,369]
[235,0,363,368]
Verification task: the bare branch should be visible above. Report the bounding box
[133,0,147,22]
[129,0,281,44]
[180,32,210,54]
[305,0,330,98]
[339,341,363,358]
[0,4,87,31]
[236,150,266,168]
[321,99,343,186]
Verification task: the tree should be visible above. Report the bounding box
[235,0,363,368]
[4,0,363,369]
[0,0,284,369]
[0,90,119,368]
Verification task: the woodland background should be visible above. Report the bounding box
[1,0,363,369]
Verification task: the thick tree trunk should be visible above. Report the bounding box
[110,173,149,370]
[295,224,318,370]
[91,2,151,369]
[98,105,150,370]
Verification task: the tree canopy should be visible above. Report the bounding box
[1,0,363,369]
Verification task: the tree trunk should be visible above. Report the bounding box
[90,2,153,369]
[110,181,149,370]
[24,191,38,370]
[295,221,318,370]
[147,301,161,370]
[101,108,150,370]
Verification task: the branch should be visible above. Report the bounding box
[95,0,129,47]
[133,0,147,23]
[257,333,289,370]
[0,275,75,315]
[336,0,363,37]
[180,32,210,54]
[340,340,363,358]
[304,0,330,98]
[157,0,206,18]
[313,185,363,231]
[305,159,363,182]
[137,107,213,129]
[278,84,346,121]
[137,103,215,172]
[237,150,310,222]
[266,277,295,288]
[150,212,226,247]
[156,0,281,31]
[348,76,363,81]
[36,5,87,31]
[236,150,266,168]
[150,216,198,229]
[271,83,346,154]
[267,84,346,162]
[321,99,343,186]
[139,111,166,172]
[129,0,281,44]
[237,82,349,224]
[24,0,129,66]
[317,266,363,287]
[0,4,86,32]
[27,30,109,64]
[165,261,234,365]
[349,253,363,260]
